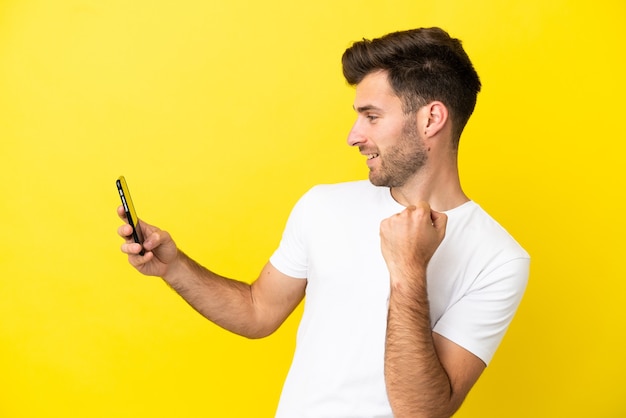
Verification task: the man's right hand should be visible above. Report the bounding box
[117,205,179,278]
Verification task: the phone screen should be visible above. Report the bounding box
[116,176,145,254]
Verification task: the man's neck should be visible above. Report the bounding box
[389,164,468,212]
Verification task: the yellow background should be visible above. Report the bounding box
[1,0,624,416]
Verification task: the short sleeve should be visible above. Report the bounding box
[432,256,530,364]
[269,189,313,279]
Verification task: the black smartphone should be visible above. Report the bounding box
[116,176,145,255]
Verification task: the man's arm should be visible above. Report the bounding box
[385,270,485,417]
[380,203,484,417]
[117,206,306,339]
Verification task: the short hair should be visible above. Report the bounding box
[342,27,481,145]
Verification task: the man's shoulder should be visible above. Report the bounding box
[294,180,393,219]
[309,179,375,193]
[449,201,529,261]
[303,180,382,202]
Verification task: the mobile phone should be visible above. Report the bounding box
[116,176,145,255]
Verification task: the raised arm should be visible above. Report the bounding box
[380,203,485,417]
[117,206,306,339]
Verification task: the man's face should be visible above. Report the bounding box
[347,71,427,188]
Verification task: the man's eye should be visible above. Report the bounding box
[366,115,378,122]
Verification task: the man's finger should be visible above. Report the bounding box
[431,210,448,231]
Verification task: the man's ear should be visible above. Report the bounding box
[419,101,448,138]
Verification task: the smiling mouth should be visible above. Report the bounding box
[366,153,379,160]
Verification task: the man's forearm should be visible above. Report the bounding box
[385,271,455,418]
[161,250,265,338]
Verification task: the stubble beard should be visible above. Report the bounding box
[369,118,428,188]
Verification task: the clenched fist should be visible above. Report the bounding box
[380,202,447,284]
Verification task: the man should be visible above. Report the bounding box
[118,27,529,417]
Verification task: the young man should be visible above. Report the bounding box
[118,27,529,417]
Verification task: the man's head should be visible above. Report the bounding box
[342,27,481,147]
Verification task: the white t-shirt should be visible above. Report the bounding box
[270,181,530,418]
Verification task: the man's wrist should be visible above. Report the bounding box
[162,249,186,284]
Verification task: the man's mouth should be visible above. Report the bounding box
[366,153,379,160]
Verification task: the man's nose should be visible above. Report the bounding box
[347,121,364,147]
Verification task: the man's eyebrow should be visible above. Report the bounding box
[354,104,383,113]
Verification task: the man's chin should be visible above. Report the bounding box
[368,173,389,188]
